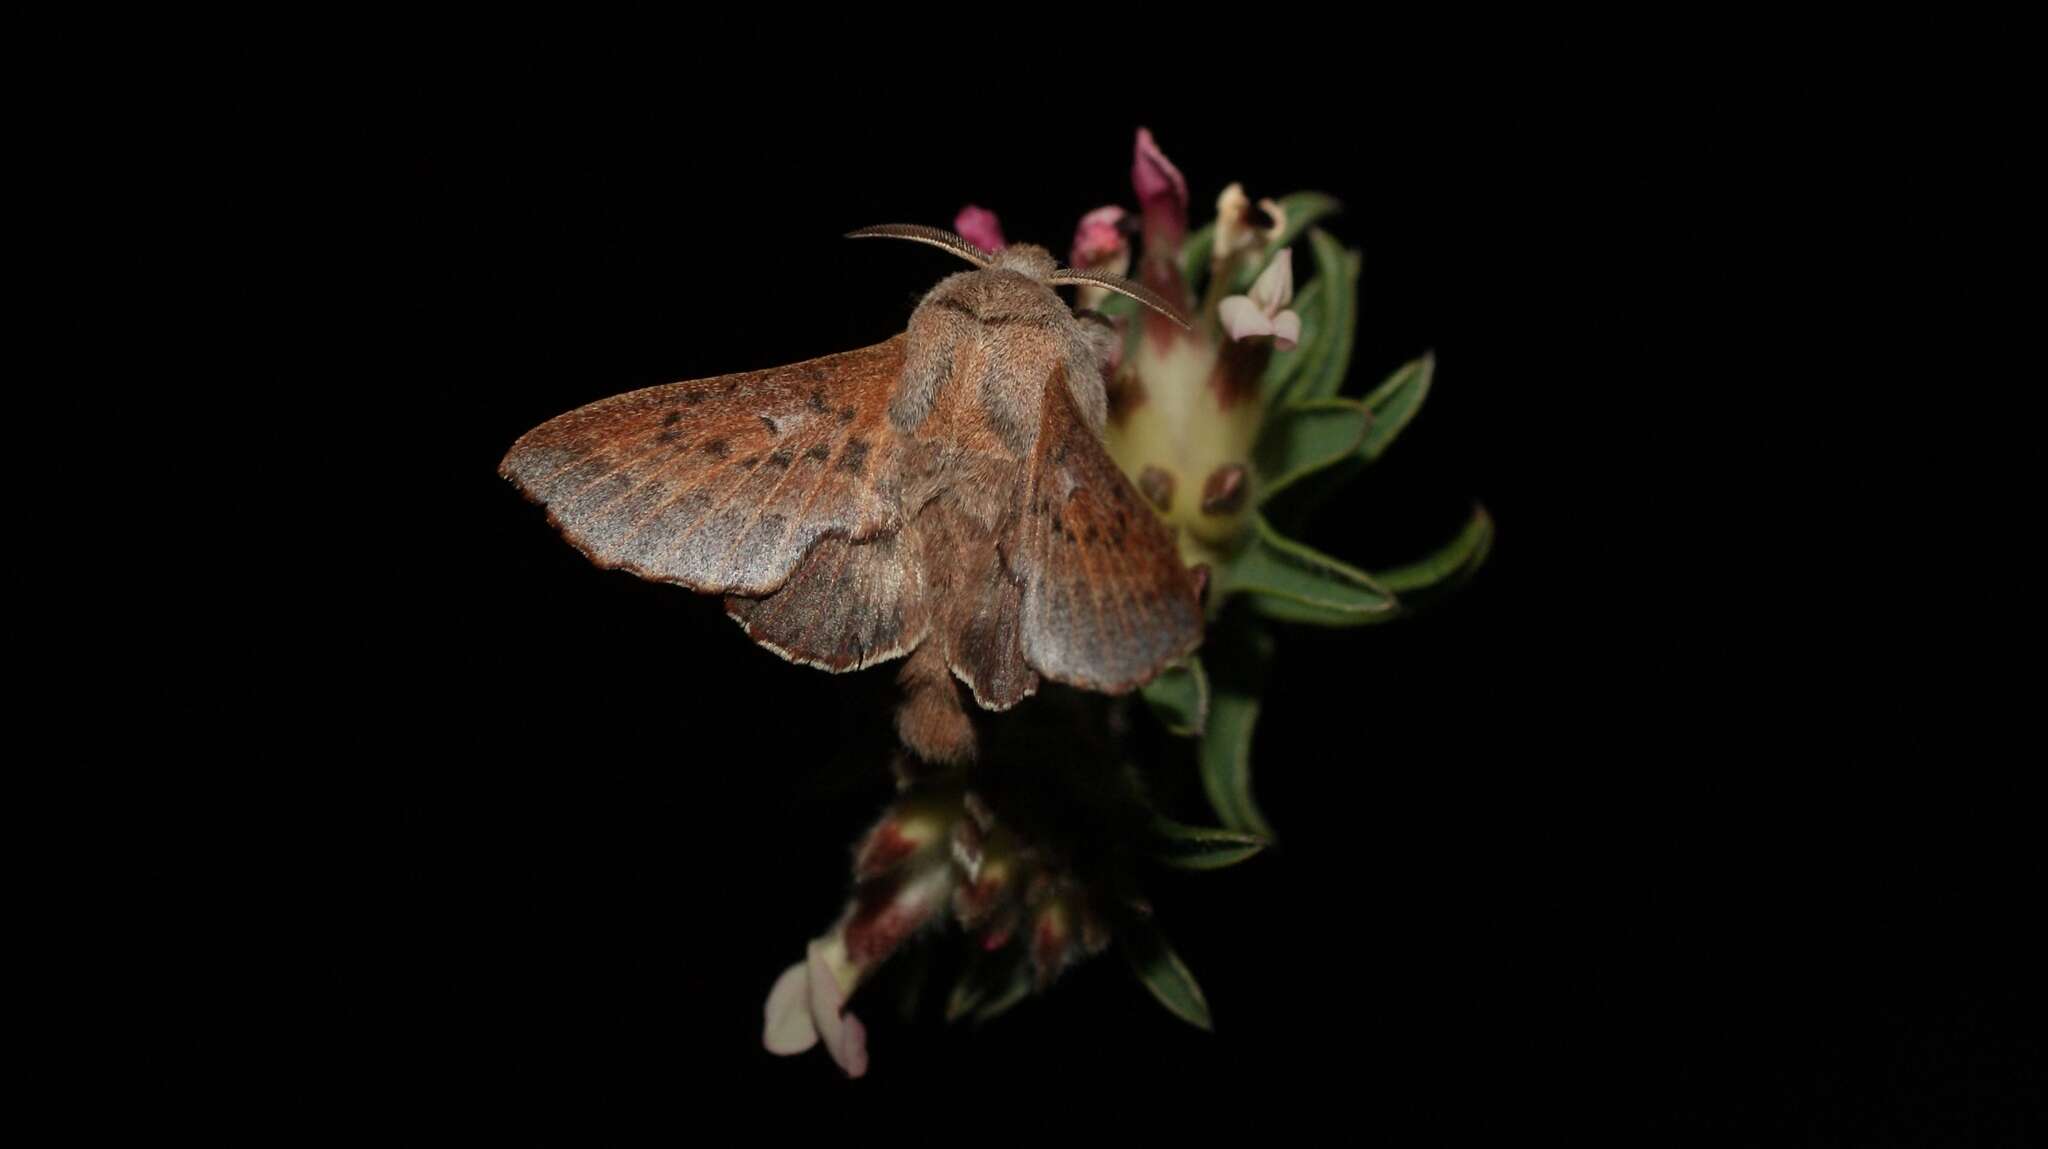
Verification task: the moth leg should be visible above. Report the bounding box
[894,641,975,765]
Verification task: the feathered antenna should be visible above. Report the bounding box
[846,224,993,268]
[1046,269,1192,330]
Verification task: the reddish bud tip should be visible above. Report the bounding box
[1139,465,1176,513]
[1200,464,1250,515]
[953,205,1006,253]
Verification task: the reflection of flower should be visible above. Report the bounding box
[762,798,955,1077]
[760,776,1109,1077]
[1219,248,1301,351]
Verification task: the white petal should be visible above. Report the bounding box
[827,1009,868,1078]
[762,961,818,1054]
[1213,182,1256,261]
[1218,295,1275,343]
[1250,248,1295,312]
[807,938,869,1079]
[1270,309,1302,352]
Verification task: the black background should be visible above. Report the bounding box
[345,70,2039,1142]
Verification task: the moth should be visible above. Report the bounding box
[499,224,1204,763]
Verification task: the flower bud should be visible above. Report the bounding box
[953,204,1006,253]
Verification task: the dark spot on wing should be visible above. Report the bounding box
[808,387,829,414]
[837,405,857,424]
[768,449,794,469]
[663,411,683,427]
[836,438,870,476]
[704,438,731,460]
[683,391,707,406]
[758,415,778,434]
[803,443,830,462]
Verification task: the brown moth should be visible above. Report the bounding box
[499,224,1203,763]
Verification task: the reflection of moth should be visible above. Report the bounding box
[501,225,1203,762]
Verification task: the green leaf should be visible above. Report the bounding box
[1139,657,1209,737]
[1217,514,1398,625]
[1197,615,1274,836]
[972,966,1034,1026]
[1374,503,1494,596]
[1226,191,1344,295]
[1359,352,1434,463]
[1123,917,1213,1032]
[1148,818,1267,870]
[1290,231,1361,403]
[1253,398,1372,503]
[1258,276,1325,403]
[1179,223,1215,289]
[1087,288,1139,322]
[947,950,1032,1027]
[1200,686,1269,837]
[1262,192,1343,268]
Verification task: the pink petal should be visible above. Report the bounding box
[762,961,818,1055]
[830,1011,869,1079]
[806,939,869,1079]
[953,205,1006,254]
[1070,205,1128,268]
[1132,128,1187,213]
[1130,129,1191,326]
[1250,248,1295,312]
[1218,295,1275,343]
[1270,309,1302,352]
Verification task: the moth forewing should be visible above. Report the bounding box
[501,229,1204,764]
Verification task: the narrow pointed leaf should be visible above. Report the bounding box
[1292,231,1361,402]
[1148,818,1268,870]
[947,949,1030,1025]
[1139,657,1209,737]
[1178,223,1215,288]
[1375,503,1494,595]
[1123,917,1214,1032]
[971,963,1035,1025]
[1200,687,1269,836]
[1254,398,1372,503]
[1359,352,1435,462]
[1217,514,1398,625]
[893,940,936,1023]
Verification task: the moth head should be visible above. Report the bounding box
[846,224,1190,330]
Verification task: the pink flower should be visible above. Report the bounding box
[1130,127,1194,343]
[1132,128,1187,224]
[1218,247,1302,351]
[953,205,1006,254]
[1069,205,1129,273]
